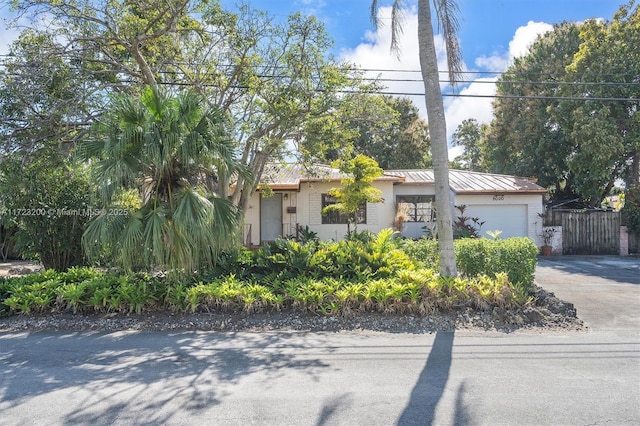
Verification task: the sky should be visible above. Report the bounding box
[0,0,625,153]
[222,0,623,154]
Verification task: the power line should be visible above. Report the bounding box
[2,57,638,101]
[155,80,640,102]
[363,77,640,87]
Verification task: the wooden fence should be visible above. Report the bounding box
[630,231,639,255]
[547,210,621,255]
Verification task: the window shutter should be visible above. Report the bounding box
[367,202,378,225]
[309,193,322,225]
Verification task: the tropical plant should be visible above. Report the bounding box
[82,87,247,274]
[452,205,485,239]
[322,154,384,233]
[370,0,463,277]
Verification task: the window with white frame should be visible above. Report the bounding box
[396,195,435,222]
[321,194,367,224]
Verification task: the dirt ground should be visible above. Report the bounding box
[0,260,43,277]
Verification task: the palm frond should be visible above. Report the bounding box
[118,209,145,270]
[143,204,170,267]
[434,0,463,85]
[370,0,379,25]
[390,0,406,55]
[87,86,243,273]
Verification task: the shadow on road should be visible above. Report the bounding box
[538,256,640,285]
[397,331,457,425]
[0,331,331,424]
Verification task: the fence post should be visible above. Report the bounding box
[552,226,563,255]
[620,226,629,256]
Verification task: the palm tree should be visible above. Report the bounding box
[371,0,462,276]
[83,87,248,274]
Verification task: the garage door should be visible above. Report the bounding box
[464,204,528,239]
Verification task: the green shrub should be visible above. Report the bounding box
[454,237,538,294]
[0,229,537,318]
[622,185,640,235]
[308,229,415,281]
[0,152,92,271]
[253,239,311,279]
[401,238,439,269]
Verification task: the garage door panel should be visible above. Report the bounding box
[464,204,527,239]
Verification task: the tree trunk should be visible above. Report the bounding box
[417,0,457,277]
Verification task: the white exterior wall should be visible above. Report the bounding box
[454,193,544,243]
[244,181,396,244]
[300,181,396,241]
[244,192,261,245]
[244,183,545,244]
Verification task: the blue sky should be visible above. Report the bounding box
[218,0,623,148]
[223,0,621,68]
[0,0,625,147]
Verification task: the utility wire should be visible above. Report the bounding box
[154,80,640,102]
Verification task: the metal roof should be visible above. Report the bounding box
[261,163,403,190]
[386,169,547,194]
[261,164,546,194]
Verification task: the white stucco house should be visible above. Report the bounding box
[242,164,548,246]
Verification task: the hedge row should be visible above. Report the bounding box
[0,267,526,317]
[0,231,539,317]
[402,237,538,294]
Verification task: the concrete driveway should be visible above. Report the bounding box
[536,255,640,334]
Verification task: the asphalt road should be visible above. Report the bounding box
[1,256,639,426]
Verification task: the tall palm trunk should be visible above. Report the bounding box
[418,0,457,276]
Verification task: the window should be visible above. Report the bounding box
[321,194,367,224]
[396,195,435,222]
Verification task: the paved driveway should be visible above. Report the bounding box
[536,255,640,334]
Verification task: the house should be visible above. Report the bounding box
[242,164,547,246]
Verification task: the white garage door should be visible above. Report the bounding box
[464,204,528,239]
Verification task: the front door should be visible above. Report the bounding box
[260,193,282,242]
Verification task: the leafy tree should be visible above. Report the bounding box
[4,1,363,216]
[0,150,91,270]
[485,22,582,198]
[0,29,105,155]
[302,95,431,169]
[370,0,462,276]
[353,97,431,169]
[82,88,245,274]
[563,1,639,199]
[322,154,384,234]
[451,118,488,171]
[485,2,639,205]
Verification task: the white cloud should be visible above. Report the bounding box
[444,77,497,140]
[340,13,556,160]
[339,6,452,136]
[0,18,21,56]
[475,21,553,72]
[509,21,554,59]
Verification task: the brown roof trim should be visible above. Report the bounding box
[454,189,548,195]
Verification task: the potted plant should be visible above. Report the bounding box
[539,226,556,256]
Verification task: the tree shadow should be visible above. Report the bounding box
[538,257,640,285]
[0,330,332,424]
[397,331,454,426]
[315,393,353,426]
[453,381,471,425]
